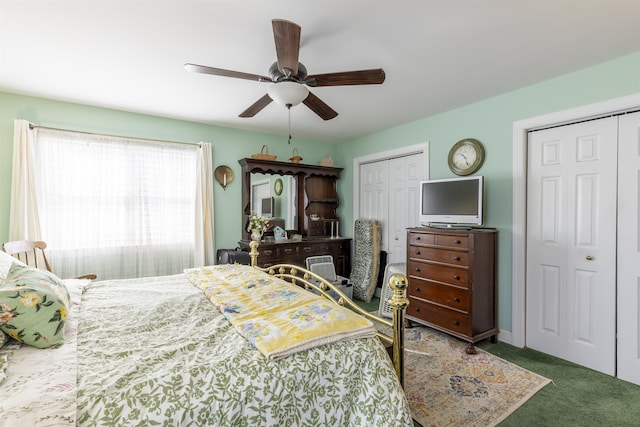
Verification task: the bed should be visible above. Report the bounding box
[0,242,412,426]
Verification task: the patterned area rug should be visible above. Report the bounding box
[401,326,550,427]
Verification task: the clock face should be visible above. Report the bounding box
[452,144,477,169]
[448,139,485,176]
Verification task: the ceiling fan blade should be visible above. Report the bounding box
[303,92,338,121]
[239,94,273,118]
[184,63,272,82]
[272,19,301,77]
[306,68,385,87]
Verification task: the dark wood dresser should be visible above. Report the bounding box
[406,227,497,353]
[238,237,352,277]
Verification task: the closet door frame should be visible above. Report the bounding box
[511,93,640,348]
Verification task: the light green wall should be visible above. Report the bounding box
[337,51,640,332]
[0,92,333,251]
[1,51,639,334]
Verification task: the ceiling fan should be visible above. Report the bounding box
[184,19,385,121]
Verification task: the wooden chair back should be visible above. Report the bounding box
[2,240,52,271]
[2,239,96,280]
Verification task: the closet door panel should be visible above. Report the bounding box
[526,116,617,375]
[359,152,425,264]
[388,154,424,264]
[617,111,640,386]
[360,161,388,250]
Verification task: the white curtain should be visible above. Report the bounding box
[9,124,214,280]
[194,142,215,266]
[8,120,42,241]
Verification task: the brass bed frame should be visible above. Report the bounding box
[248,241,409,386]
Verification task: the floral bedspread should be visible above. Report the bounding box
[185,264,377,360]
[0,271,412,426]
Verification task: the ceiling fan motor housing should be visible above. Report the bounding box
[269,61,307,82]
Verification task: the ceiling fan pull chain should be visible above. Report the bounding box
[287,103,292,144]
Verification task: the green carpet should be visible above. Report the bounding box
[478,341,640,426]
[354,295,381,313]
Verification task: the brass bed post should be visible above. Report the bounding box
[249,241,259,266]
[387,273,409,387]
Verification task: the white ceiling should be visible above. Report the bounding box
[1,1,639,143]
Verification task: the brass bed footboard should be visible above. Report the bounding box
[248,241,409,386]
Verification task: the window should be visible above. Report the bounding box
[34,129,198,280]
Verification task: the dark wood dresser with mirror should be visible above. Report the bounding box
[406,226,497,353]
[238,158,351,276]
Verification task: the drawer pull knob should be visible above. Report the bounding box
[454,240,461,244]
[264,250,273,256]
[415,307,420,312]
[415,267,421,272]
[453,275,460,280]
[415,287,421,292]
[416,236,421,240]
[416,251,421,255]
[454,256,461,261]
[453,321,460,326]
[453,297,460,303]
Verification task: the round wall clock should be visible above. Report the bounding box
[448,138,485,176]
[274,178,283,196]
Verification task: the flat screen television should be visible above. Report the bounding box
[419,176,484,226]
[261,196,275,218]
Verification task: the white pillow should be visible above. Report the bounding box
[0,250,27,280]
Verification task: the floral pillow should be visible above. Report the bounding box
[0,263,70,348]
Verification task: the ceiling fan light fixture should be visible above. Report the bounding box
[267,81,309,106]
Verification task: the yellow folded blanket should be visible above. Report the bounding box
[184,264,376,360]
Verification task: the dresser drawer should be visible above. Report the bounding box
[408,231,469,249]
[409,246,469,266]
[408,260,469,288]
[408,232,435,246]
[260,247,277,258]
[300,245,315,256]
[308,220,326,236]
[300,244,327,256]
[407,296,470,335]
[277,246,297,257]
[408,277,469,312]
[434,234,468,249]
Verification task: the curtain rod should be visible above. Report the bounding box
[28,123,201,148]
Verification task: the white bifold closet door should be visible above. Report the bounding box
[617,111,640,385]
[526,116,618,376]
[359,153,424,264]
[527,110,640,384]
